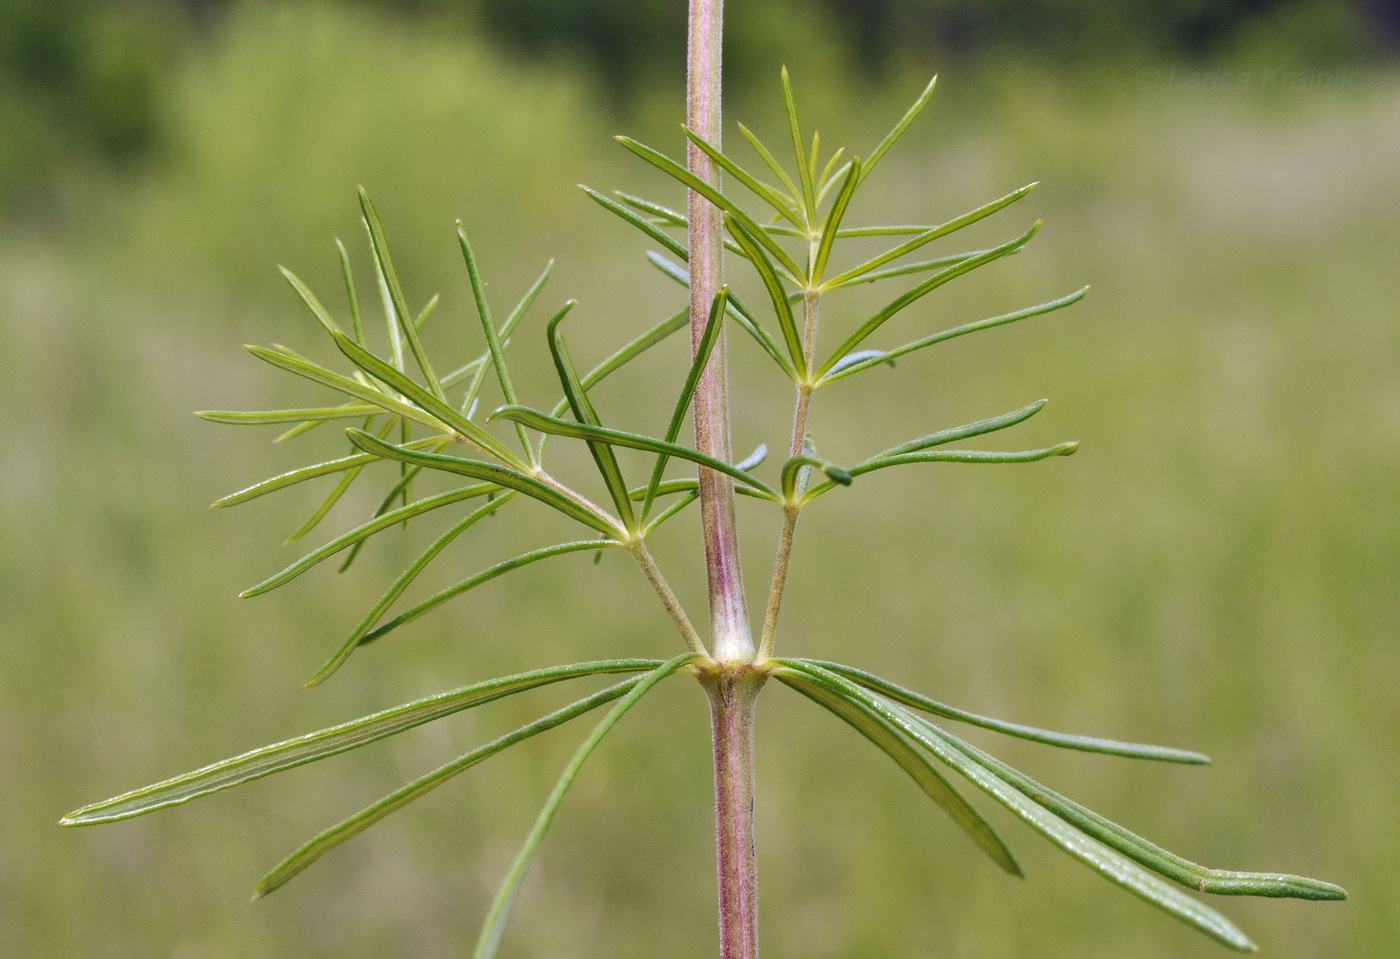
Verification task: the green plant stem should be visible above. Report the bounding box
[758,289,822,659]
[688,0,752,664]
[630,542,708,657]
[700,663,767,959]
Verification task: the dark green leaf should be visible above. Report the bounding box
[488,406,778,500]
[254,676,646,899]
[775,668,1020,876]
[821,287,1088,383]
[474,654,698,959]
[346,429,623,536]
[359,539,623,646]
[59,660,664,826]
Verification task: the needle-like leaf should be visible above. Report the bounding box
[876,399,1051,458]
[59,660,664,826]
[682,126,804,227]
[331,330,523,466]
[240,482,498,597]
[474,654,698,959]
[725,214,806,377]
[305,493,518,687]
[780,454,850,501]
[821,287,1089,383]
[641,287,730,521]
[776,668,1021,876]
[737,122,802,202]
[458,224,531,461]
[948,733,1346,900]
[359,539,625,646]
[643,252,795,376]
[195,406,380,426]
[780,67,817,221]
[860,75,937,184]
[359,188,443,398]
[582,186,690,261]
[824,183,1038,290]
[811,158,861,285]
[245,345,448,432]
[817,220,1042,378]
[209,437,447,508]
[615,135,803,279]
[488,406,778,500]
[345,429,623,537]
[546,306,637,530]
[778,662,1259,952]
[801,661,1209,764]
[279,267,341,337]
[335,237,364,344]
[254,676,647,899]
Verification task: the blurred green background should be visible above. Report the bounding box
[3,1,1397,956]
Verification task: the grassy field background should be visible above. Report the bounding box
[2,3,1396,956]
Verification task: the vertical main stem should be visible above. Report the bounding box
[703,667,765,959]
[690,3,761,958]
[688,0,752,663]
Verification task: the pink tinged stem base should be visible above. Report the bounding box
[703,666,765,959]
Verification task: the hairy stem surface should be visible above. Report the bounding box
[702,665,766,959]
[688,0,752,663]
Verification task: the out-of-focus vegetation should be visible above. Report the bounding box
[2,1,1396,957]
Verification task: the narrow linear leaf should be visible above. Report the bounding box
[242,482,497,597]
[335,237,364,344]
[682,127,803,227]
[776,669,1021,876]
[331,331,521,466]
[210,438,445,508]
[737,122,802,202]
[59,660,664,826]
[488,406,778,500]
[852,442,1079,475]
[641,287,730,521]
[816,149,848,201]
[780,66,817,219]
[458,224,533,461]
[359,540,623,646]
[878,400,1050,458]
[279,267,341,336]
[615,136,803,279]
[582,186,690,261]
[196,406,380,426]
[306,492,515,686]
[546,307,636,530]
[825,183,1038,290]
[474,654,698,959]
[245,345,447,431]
[725,215,806,377]
[951,734,1345,900]
[811,157,862,285]
[643,253,794,376]
[803,660,1209,764]
[254,677,644,898]
[616,191,687,225]
[860,74,937,184]
[780,455,851,501]
[822,287,1089,383]
[779,662,1258,952]
[642,490,699,534]
[818,220,1043,377]
[826,249,993,290]
[346,429,623,537]
[337,442,450,574]
[359,188,444,398]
